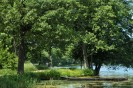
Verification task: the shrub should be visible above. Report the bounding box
[25,69,61,80]
[83,69,94,76]
[24,72,39,79]
[0,69,16,75]
[37,71,49,80]
[35,64,48,70]
[0,49,18,70]
[47,69,61,79]
[58,69,83,77]
[24,62,37,72]
[31,69,61,80]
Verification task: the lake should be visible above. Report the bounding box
[36,66,133,88]
[100,66,133,77]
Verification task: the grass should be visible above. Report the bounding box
[0,74,37,88]
[0,62,38,88]
[57,68,94,77]
[23,62,94,78]
[23,62,94,79]
[0,62,94,88]
[24,61,37,72]
[30,68,94,80]
[0,62,37,75]
[0,69,16,75]
[58,69,83,77]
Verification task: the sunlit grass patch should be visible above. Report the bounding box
[24,61,37,72]
[0,69,16,75]
[57,69,83,77]
[31,68,94,80]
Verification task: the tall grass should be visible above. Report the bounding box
[30,68,94,80]
[32,69,61,80]
[58,69,94,77]
[0,74,37,88]
[58,69,83,77]
[0,61,38,88]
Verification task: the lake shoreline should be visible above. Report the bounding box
[60,76,128,81]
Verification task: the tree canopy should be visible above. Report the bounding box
[0,0,133,75]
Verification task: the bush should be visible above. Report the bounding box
[58,69,83,77]
[0,69,16,75]
[35,64,48,70]
[24,62,37,72]
[83,69,94,76]
[26,69,61,80]
[47,69,61,79]
[24,72,39,79]
[37,71,49,80]
[0,49,18,70]
[34,69,61,80]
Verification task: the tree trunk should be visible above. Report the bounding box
[82,43,89,69]
[48,47,52,68]
[13,37,17,55]
[17,34,25,74]
[94,63,102,76]
[80,59,82,69]
[89,55,93,69]
[49,55,52,68]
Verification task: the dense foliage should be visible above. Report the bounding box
[0,0,133,76]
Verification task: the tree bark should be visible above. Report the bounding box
[80,59,83,69]
[48,47,52,68]
[82,43,89,69]
[89,55,93,69]
[49,55,52,68]
[17,33,25,74]
[94,63,102,76]
[13,37,17,55]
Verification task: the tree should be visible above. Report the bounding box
[0,0,76,73]
[92,0,133,75]
[68,0,115,69]
[72,42,83,69]
[0,0,132,76]
[0,33,17,69]
[69,0,133,75]
[32,0,75,68]
[0,0,40,74]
